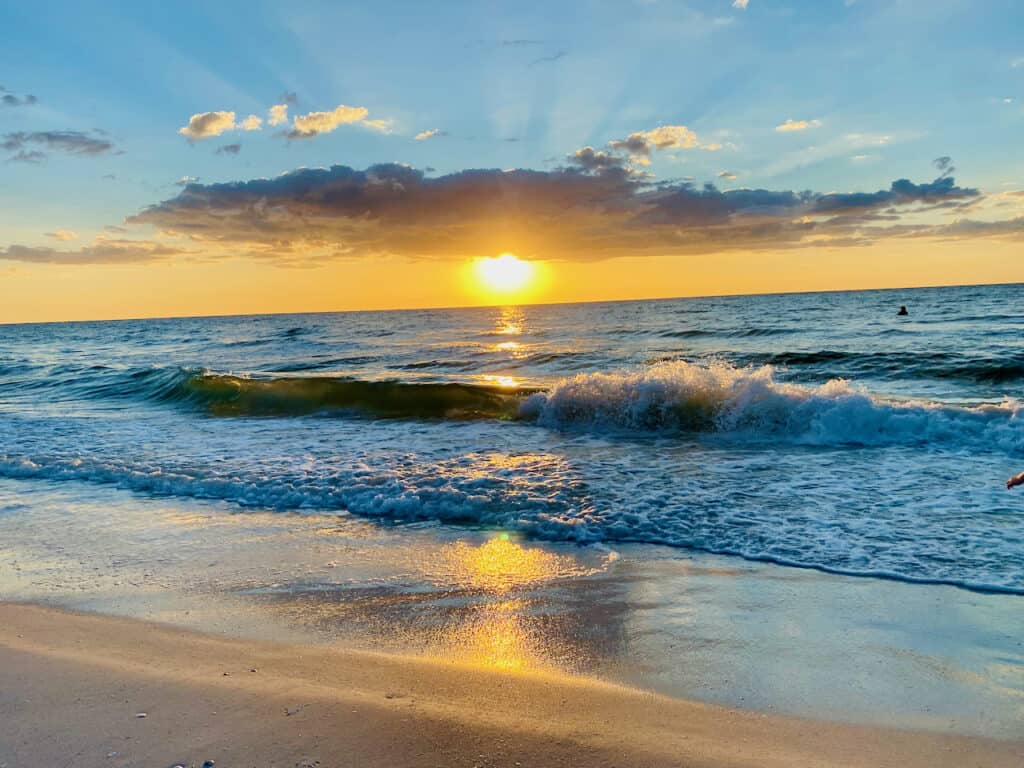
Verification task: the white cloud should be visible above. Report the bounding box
[718,171,737,179]
[178,111,238,139]
[775,118,823,133]
[45,229,78,241]
[362,118,394,134]
[239,114,262,131]
[290,105,370,138]
[415,129,447,141]
[609,124,722,161]
[733,0,749,8]
[268,104,289,126]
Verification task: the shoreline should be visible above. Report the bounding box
[1,601,1021,768]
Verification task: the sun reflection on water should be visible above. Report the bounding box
[427,535,598,672]
[447,599,543,672]
[478,374,520,389]
[440,535,570,593]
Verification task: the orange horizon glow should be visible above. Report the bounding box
[2,239,1024,324]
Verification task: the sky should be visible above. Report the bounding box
[1,0,1023,322]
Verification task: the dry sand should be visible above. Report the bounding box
[0,602,1020,768]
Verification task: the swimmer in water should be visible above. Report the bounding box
[1008,471,1024,490]
[897,305,908,316]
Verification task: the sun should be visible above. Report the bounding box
[474,254,535,295]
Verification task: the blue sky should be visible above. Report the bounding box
[1,0,1023,319]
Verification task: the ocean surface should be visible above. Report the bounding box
[2,283,1023,594]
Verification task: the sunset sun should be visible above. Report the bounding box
[474,254,535,296]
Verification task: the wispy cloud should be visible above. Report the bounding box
[718,171,737,179]
[414,129,447,141]
[0,86,38,108]
[217,143,241,155]
[529,50,566,66]
[6,150,47,164]
[45,229,78,241]
[2,130,115,162]
[732,0,749,8]
[0,239,186,265]
[775,118,822,133]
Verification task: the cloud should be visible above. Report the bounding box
[239,114,262,131]
[122,161,987,265]
[287,104,374,139]
[1011,56,1024,69]
[217,143,242,155]
[529,50,566,66]
[176,175,200,186]
[178,111,239,140]
[415,129,448,141]
[0,87,37,108]
[718,171,738,179]
[0,239,185,265]
[933,155,954,178]
[268,104,289,126]
[45,229,78,241]
[179,110,265,139]
[2,131,115,161]
[732,0,749,8]
[6,150,47,164]
[568,146,632,175]
[361,118,394,133]
[279,91,299,105]
[775,118,822,133]
[609,124,720,162]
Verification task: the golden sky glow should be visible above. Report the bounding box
[3,238,1024,324]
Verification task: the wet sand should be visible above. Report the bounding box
[2,602,1022,768]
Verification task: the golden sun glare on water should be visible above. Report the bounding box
[473,253,536,296]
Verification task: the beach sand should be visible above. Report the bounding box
[1,602,1020,768]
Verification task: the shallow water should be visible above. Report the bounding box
[2,284,1023,592]
[2,477,1021,738]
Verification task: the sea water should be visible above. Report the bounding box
[2,283,1023,594]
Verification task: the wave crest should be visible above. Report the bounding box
[169,370,525,419]
[519,360,1024,449]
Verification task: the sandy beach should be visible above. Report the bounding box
[1,602,1021,768]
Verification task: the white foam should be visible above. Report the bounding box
[521,360,1024,450]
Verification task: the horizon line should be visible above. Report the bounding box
[3,278,1022,327]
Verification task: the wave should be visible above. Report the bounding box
[739,350,1024,384]
[520,361,1024,450]
[165,370,527,419]
[4,360,1023,450]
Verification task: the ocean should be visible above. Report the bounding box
[1,282,1023,596]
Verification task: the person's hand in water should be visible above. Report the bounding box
[1007,472,1024,489]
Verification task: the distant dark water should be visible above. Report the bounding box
[2,283,1023,593]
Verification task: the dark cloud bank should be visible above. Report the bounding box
[126,159,989,259]
[4,158,1020,266]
